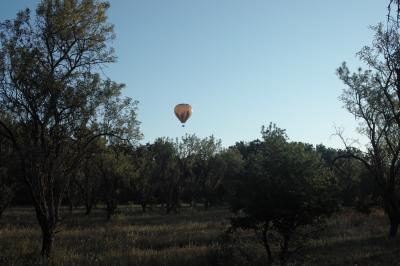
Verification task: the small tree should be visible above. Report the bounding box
[229,124,337,266]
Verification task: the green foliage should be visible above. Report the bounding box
[228,123,338,265]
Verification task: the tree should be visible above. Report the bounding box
[229,124,337,266]
[131,143,159,212]
[191,135,223,209]
[77,142,103,215]
[337,18,400,237]
[217,147,244,203]
[174,134,225,209]
[131,139,182,214]
[98,144,133,220]
[152,138,181,214]
[0,0,140,256]
[175,134,199,206]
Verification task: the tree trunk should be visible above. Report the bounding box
[261,225,273,266]
[68,201,73,214]
[41,227,55,258]
[0,204,6,218]
[34,207,57,258]
[387,206,399,237]
[106,198,117,220]
[33,199,58,258]
[141,203,146,213]
[384,194,400,237]
[166,204,172,214]
[106,205,115,220]
[204,200,209,211]
[389,219,399,237]
[85,203,92,215]
[0,198,12,219]
[106,210,112,220]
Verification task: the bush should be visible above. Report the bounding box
[228,124,338,266]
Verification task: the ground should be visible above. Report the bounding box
[0,206,400,265]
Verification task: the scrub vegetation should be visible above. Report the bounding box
[2,0,400,265]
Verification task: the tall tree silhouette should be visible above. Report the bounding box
[0,0,141,257]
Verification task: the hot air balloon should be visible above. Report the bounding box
[174,104,192,127]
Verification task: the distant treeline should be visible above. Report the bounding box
[1,128,376,215]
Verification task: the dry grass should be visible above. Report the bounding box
[0,206,400,265]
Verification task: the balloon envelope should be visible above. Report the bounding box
[174,104,192,125]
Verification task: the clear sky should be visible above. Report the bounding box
[0,1,388,148]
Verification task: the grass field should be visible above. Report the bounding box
[1,206,400,265]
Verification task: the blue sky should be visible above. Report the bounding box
[1,1,387,148]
